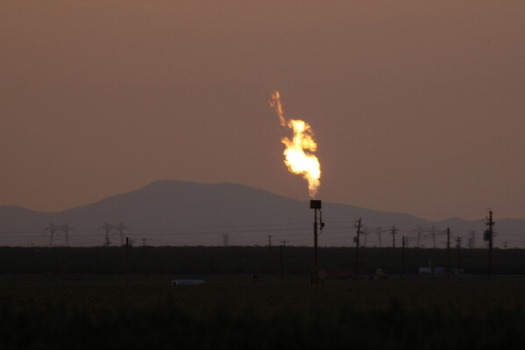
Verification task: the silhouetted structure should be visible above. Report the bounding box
[44,223,73,246]
[310,200,324,284]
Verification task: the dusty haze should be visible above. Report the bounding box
[1,1,524,221]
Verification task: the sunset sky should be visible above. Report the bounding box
[2,1,524,221]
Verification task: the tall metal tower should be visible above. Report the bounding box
[375,227,385,247]
[484,210,495,279]
[114,223,129,246]
[60,224,73,246]
[100,222,113,247]
[44,223,73,246]
[44,223,58,246]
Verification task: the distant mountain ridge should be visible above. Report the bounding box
[0,180,523,248]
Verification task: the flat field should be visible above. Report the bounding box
[1,274,524,349]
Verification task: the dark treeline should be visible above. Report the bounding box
[1,246,524,275]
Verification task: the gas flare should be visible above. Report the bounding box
[270,91,321,198]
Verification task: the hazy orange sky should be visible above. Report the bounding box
[2,1,524,221]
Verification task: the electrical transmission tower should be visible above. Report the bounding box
[468,230,476,249]
[446,228,451,279]
[44,223,73,246]
[413,226,425,248]
[375,227,385,247]
[354,218,362,273]
[100,222,113,247]
[61,224,73,246]
[114,223,129,246]
[484,210,495,279]
[100,223,129,247]
[44,223,58,246]
[401,236,408,277]
[429,225,438,249]
[456,236,463,271]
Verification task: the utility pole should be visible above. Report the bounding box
[446,227,451,279]
[456,237,462,273]
[223,234,229,247]
[484,210,495,279]
[125,237,130,285]
[310,200,324,284]
[390,226,398,273]
[354,218,362,274]
[268,235,272,248]
[391,226,397,248]
[314,208,319,283]
[401,236,408,278]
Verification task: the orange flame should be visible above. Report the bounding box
[270,91,321,198]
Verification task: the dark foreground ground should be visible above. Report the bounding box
[1,273,524,349]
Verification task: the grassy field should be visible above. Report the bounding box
[1,274,524,349]
[2,246,525,275]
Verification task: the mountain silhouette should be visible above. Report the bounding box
[0,180,522,247]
